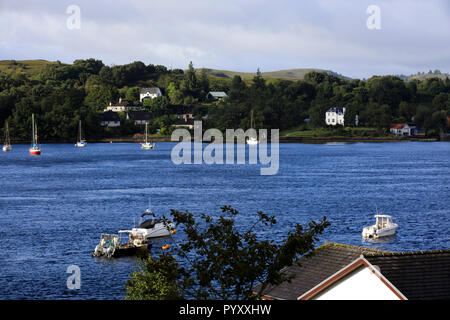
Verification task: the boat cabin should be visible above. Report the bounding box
[375,215,393,229]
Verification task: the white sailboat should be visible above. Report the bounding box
[29,114,41,156]
[247,110,259,145]
[141,123,155,150]
[75,120,87,147]
[2,121,12,152]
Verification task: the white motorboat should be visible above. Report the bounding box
[127,209,174,240]
[362,214,398,239]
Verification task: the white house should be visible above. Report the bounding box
[390,123,415,136]
[104,98,144,112]
[140,87,162,102]
[254,242,450,300]
[325,107,345,126]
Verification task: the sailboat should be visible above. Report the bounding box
[75,120,87,147]
[141,123,155,150]
[247,110,259,145]
[29,114,41,156]
[2,121,12,152]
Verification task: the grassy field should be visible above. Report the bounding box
[280,126,389,138]
[198,68,349,81]
[0,59,62,78]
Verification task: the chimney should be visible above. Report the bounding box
[119,97,122,103]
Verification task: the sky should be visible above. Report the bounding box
[0,0,449,79]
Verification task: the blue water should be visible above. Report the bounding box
[0,142,449,299]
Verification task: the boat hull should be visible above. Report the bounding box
[29,148,41,156]
[141,143,155,150]
[362,224,398,239]
[92,243,150,258]
[2,145,11,152]
[132,223,174,239]
[75,142,87,147]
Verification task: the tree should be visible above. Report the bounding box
[252,68,266,90]
[145,96,169,117]
[125,87,140,101]
[125,206,330,300]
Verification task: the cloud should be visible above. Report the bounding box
[0,0,449,78]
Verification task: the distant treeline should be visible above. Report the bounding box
[0,58,449,141]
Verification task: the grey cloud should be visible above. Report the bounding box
[0,0,448,78]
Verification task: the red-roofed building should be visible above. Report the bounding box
[390,123,415,136]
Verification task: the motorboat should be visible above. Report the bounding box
[92,233,151,258]
[362,214,398,239]
[127,209,174,240]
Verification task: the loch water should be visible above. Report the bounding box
[0,142,449,299]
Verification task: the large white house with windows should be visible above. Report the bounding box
[325,107,346,126]
[140,87,162,102]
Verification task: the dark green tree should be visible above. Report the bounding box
[125,206,329,300]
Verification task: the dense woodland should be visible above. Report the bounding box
[0,58,449,141]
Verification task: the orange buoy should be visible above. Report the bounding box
[170,229,176,234]
[162,244,170,250]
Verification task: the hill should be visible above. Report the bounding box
[198,68,350,81]
[0,59,63,78]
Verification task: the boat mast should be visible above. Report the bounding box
[31,114,35,146]
[4,121,10,145]
[79,120,82,142]
[35,119,38,145]
[145,123,148,144]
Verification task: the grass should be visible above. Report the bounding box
[280,126,389,139]
[0,59,62,79]
[197,68,349,81]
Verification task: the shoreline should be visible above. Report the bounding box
[7,137,441,144]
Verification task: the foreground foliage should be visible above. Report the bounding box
[125,206,330,300]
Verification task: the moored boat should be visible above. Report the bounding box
[247,110,259,145]
[141,123,155,150]
[362,214,398,239]
[92,233,150,258]
[128,208,174,240]
[2,121,12,152]
[29,114,41,156]
[75,120,87,147]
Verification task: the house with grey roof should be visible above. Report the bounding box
[206,91,228,100]
[253,242,450,300]
[140,87,162,102]
[99,111,120,127]
[126,111,154,125]
[325,107,345,126]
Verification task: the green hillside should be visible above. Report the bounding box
[0,59,63,78]
[198,68,349,81]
